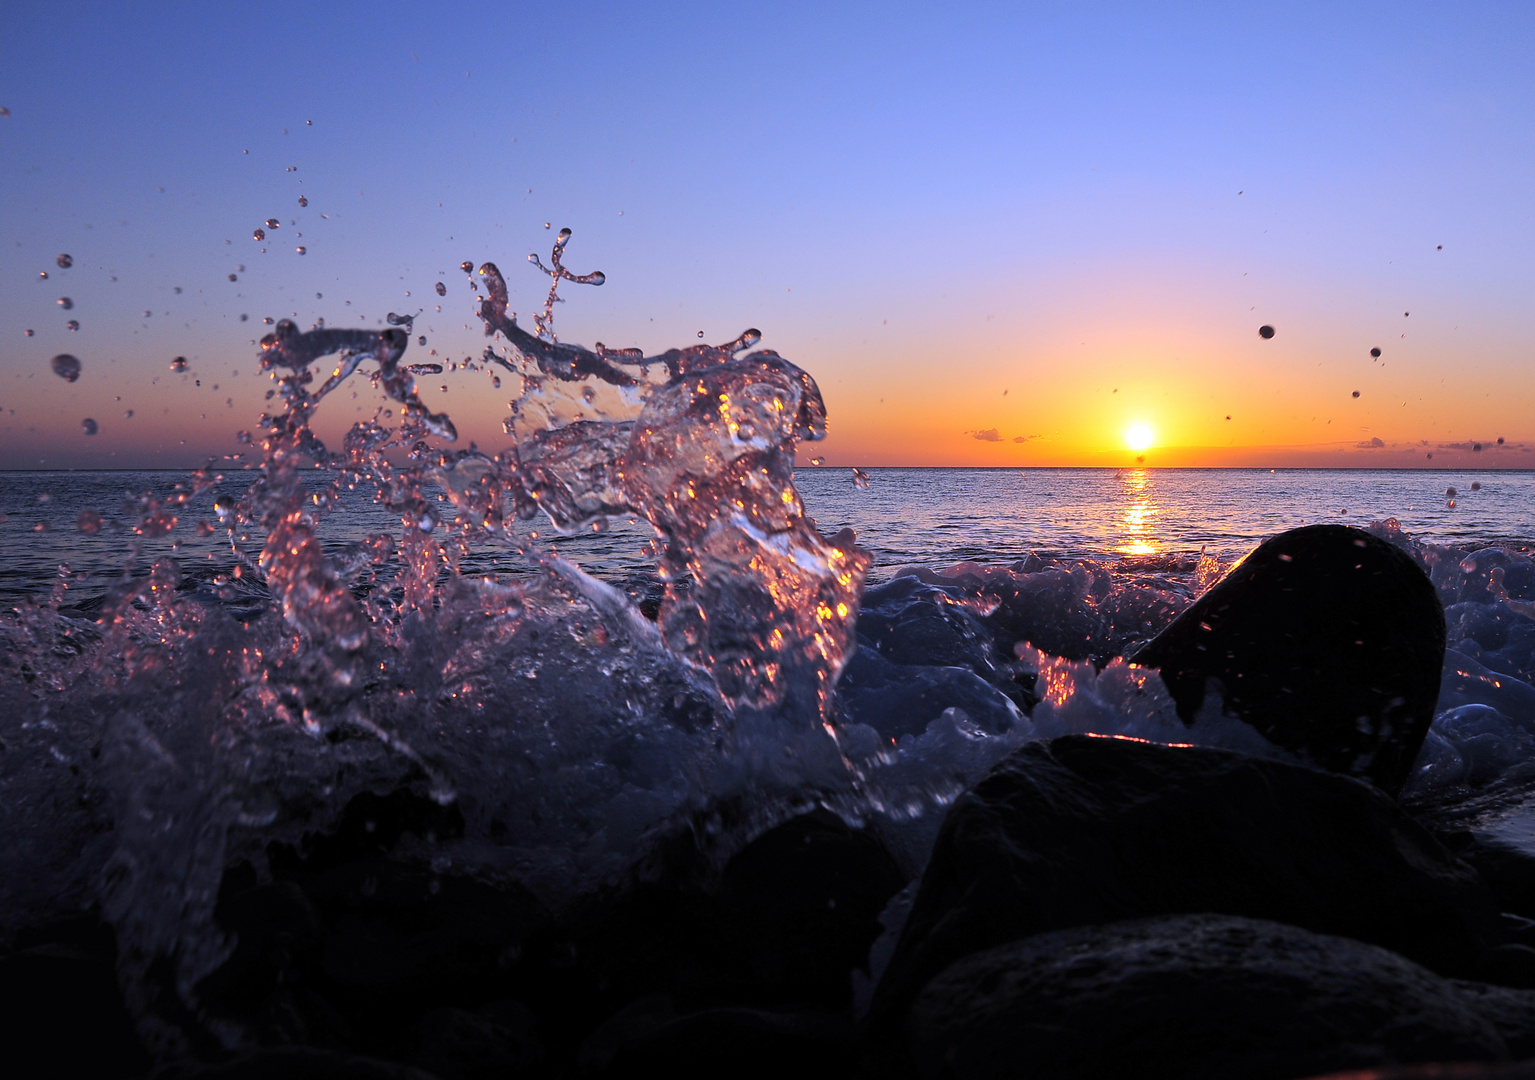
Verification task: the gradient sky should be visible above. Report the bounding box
[3,1,1533,469]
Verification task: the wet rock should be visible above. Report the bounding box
[557,808,907,1016]
[906,915,1509,1080]
[148,1046,441,1079]
[866,735,1503,1041]
[600,1006,854,1079]
[405,1001,542,1080]
[1132,524,1445,795]
[0,915,151,1079]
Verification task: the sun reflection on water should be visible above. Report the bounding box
[1116,469,1160,555]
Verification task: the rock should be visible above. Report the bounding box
[149,1046,442,1079]
[1453,980,1535,1058]
[0,915,151,1080]
[866,735,1503,1042]
[601,1006,854,1079]
[559,808,907,1015]
[405,1001,542,1080]
[905,914,1510,1080]
[1131,524,1445,794]
[1301,1063,1535,1080]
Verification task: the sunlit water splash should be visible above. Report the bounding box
[6,234,1535,1058]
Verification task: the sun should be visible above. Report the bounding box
[1125,423,1155,452]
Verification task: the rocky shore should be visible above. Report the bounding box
[9,524,1535,1079]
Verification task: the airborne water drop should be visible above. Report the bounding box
[50,354,81,382]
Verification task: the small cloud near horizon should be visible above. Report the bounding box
[1356,437,1386,449]
[967,428,1003,442]
[1013,434,1039,443]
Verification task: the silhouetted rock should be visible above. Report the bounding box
[906,915,1509,1080]
[866,734,1504,1044]
[1132,524,1445,794]
[558,807,907,1016]
[600,1006,854,1079]
[149,1046,441,1079]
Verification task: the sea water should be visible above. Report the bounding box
[3,239,1535,1055]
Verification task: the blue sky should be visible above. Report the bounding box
[3,1,1533,466]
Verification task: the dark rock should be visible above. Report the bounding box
[1301,1063,1535,1080]
[601,1006,854,1079]
[405,1001,542,1080]
[867,735,1503,1042]
[0,915,152,1079]
[558,808,907,1016]
[906,914,1509,1080]
[148,1046,441,1079]
[1450,980,1535,1058]
[1132,524,1445,794]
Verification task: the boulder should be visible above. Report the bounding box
[905,914,1510,1080]
[599,1006,854,1079]
[866,735,1503,1042]
[1131,524,1445,794]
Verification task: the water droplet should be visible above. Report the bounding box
[809,456,825,466]
[38,271,47,279]
[50,354,81,382]
[236,430,252,444]
[213,496,237,524]
[435,281,446,296]
[286,165,297,172]
[240,313,249,322]
[1257,325,1275,339]
[24,329,34,337]
[297,195,308,207]
[852,468,870,489]
[66,320,79,331]
[170,356,188,373]
[76,509,102,534]
[1471,481,1482,491]
[1473,442,1483,452]
[56,254,72,269]
[460,261,474,274]
[228,273,238,282]
[123,410,133,418]
[1370,347,1381,358]
[254,228,266,241]
[581,386,596,403]
[1437,245,1443,250]
[57,297,73,310]
[543,222,551,229]
[697,330,705,338]
[80,418,97,436]
[417,510,437,533]
[295,246,306,255]
[417,335,426,346]
[1351,390,1360,398]
[1498,437,1505,444]
[266,219,280,229]
[1404,312,1410,317]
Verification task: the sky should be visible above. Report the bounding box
[2,1,1533,469]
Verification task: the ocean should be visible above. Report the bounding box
[3,466,1530,606]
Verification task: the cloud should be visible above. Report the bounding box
[1355,437,1386,449]
[967,428,1003,442]
[1013,435,1039,443]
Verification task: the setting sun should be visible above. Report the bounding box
[1125,424,1156,452]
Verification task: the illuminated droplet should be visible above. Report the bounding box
[57,297,73,310]
[809,456,825,466]
[852,468,870,490]
[1351,390,1360,398]
[266,219,279,229]
[170,356,188,373]
[50,353,81,382]
[1257,325,1275,339]
[66,320,79,331]
[254,228,265,241]
[297,195,308,207]
[213,496,236,524]
[56,254,72,269]
[697,330,705,338]
[229,273,238,282]
[24,329,33,337]
[1471,482,1481,491]
[460,261,474,274]
[38,271,47,279]
[80,418,98,436]
[435,281,446,296]
[417,335,426,346]
[77,509,102,534]
[295,246,306,255]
